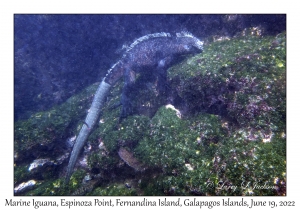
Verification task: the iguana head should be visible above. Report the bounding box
[175,31,203,54]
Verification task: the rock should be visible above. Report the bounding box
[66,135,76,148]
[118,148,145,171]
[28,159,54,172]
[14,180,36,194]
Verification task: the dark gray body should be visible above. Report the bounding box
[65,32,203,184]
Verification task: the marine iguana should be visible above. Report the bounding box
[65,32,203,184]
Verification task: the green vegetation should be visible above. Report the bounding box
[14,83,100,152]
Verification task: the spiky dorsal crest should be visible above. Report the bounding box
[126,32,171,52]
[176,31,195,38]
[176,31,203,50]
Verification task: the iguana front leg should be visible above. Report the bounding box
[156,56,173,95]
[120,67,136,120]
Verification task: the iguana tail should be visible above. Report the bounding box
[65,80,111,184]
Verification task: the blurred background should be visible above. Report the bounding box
[14,14,286,121]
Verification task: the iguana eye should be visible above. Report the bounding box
[158,59,166,67]
[184,45,191,50]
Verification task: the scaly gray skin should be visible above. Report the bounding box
[65,32,203,184]
[65,81,111,184]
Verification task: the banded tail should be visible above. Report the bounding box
[65,80,111,184]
